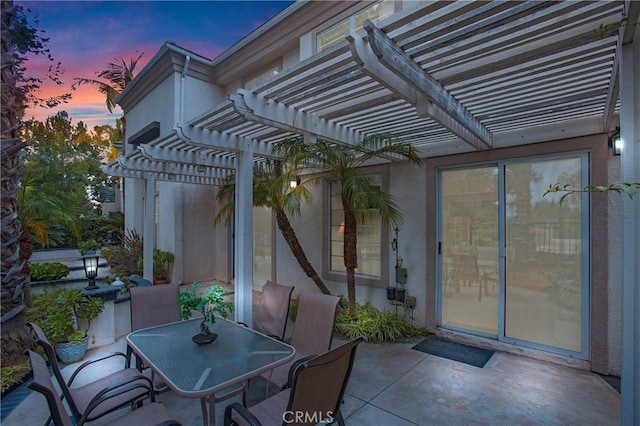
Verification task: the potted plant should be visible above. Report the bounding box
[153,249,175,284]
[177,282,234,345]
[27,289,105,363]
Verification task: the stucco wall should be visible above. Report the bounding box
[607,155,623,375]
[271,164,428,325]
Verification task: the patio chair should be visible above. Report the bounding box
[224,337,363,426]
[26,322,152,425]
[26,349,181,426]
[452,254,483,302]
[240,280,294,340]
[261,291,340,394]
[128,283,182,392]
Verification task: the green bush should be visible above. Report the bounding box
[26,289,104,345]
[335,302,428,343]
[101,229,143,276]
[1,363,30,394]
[30,262,70,281]
[290,295,428,343]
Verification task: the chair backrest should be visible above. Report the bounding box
[290,292,340,357]
[26,350,75,426]
[453,254,479,282]
[253,281,294,340]
[130,284,181,331]
[27,322,81,418]
[286,338,363,426]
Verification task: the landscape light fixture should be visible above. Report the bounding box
[289,176,300,189]
[83,250,100,290]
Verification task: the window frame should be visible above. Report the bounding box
[313,0,399,53]
[323,164,390,288]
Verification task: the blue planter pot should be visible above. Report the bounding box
[55,337,89,364]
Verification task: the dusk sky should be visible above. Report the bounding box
[17,1,294,129]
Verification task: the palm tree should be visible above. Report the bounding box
[1,0,28,334]
[215,160,331,295]
[275,134,423,316]
[72,53,144,113]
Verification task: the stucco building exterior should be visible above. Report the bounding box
[103,1,639,422]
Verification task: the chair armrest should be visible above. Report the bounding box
[224,402,261,426]
[80,375,154,423]
[67,352,129,386]
[283,354,317,390]
[157,420,182,426]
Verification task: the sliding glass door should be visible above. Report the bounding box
[438,154,589,357]
[440,167,499,335]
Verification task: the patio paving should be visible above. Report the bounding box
[2,333,620,425]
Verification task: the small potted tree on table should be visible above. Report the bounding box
[177,283,234,345]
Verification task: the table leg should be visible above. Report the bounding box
[200,397,214,426]
[209,396,216,426]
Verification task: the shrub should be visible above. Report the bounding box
[1,363,30,394]
[101,229,143,276]
[26,289,104,345]
[30,262,70,281]
[335,302,428,343]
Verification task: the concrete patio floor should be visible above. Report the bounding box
[3,333,620,426]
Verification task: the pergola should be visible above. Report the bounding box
[103,1,639,421]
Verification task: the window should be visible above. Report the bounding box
[317,0,395,52]
[329,173,383,278]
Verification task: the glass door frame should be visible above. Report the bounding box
[435,152,591,360]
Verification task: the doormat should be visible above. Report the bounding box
[412,335,494,368]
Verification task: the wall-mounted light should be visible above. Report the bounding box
[613,138,623,156]
[289,176,300,189]
[609,127,622,156]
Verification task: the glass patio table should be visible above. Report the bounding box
[127,317,295,426]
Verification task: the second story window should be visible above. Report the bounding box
[317,0,395,52]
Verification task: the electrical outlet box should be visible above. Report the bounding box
[406,296,416,308]
[397,267,408,284]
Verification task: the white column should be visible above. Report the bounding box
[234,142,254,325]
[620,20,639,426]
[143,177,156,282]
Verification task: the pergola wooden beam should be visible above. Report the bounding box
[360,20,492,150]
[101,163,223,185]
[174,124,273,157]
[116,156,229,180]
[139,144,236,169]
[230,89,364,146]
[603,1,640,131]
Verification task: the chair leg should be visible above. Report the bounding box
[334,409,346,426]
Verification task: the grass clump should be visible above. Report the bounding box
[1,363,30,394]
[288,295,427,343]
[335,303,427,342]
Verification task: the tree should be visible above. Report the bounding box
[275,134,423,316]
[214,160,332,295]
[20,112,115,248]
[1,0,28,335]
[1,0,70,375]
[73,54,144,113]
